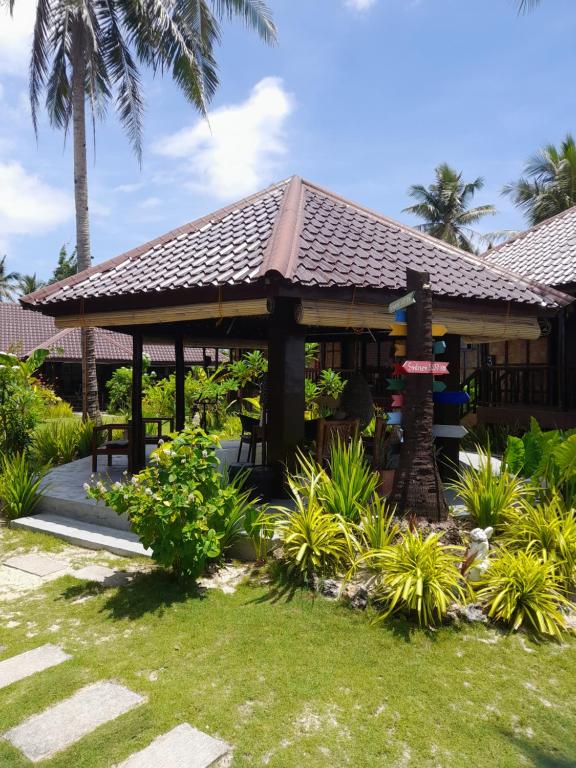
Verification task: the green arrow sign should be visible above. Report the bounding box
[433,381,447,392]
[433,340,447,354]
[386,378,405,392]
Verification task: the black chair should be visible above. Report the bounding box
[237,414,266,464]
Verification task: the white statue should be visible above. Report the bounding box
[465,527,493,582]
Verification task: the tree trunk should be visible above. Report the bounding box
[390,269,447,521]
[71,20,100,423]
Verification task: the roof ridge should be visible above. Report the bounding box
[22,177,294,308]
[259,176,305,278]
[298,177,572,307]
[28,327,73,356]
[484,204,576,258]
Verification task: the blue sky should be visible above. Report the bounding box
[0,0,574,280]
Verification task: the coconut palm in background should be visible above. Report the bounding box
[5,0,275,421]
[18,274,45,296]
[503,135,576,226]
[0,256,20,301]
[404,164,496,253]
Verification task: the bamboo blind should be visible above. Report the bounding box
[296,300,541,341]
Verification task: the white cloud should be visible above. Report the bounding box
[0,161,72,241]
[0,1,35,75]
[344,0,377,11]
[114,182,144,194]
[139,196,162,209]
[154,77,293,200]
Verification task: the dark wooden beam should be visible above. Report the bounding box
[267,298,305,490]
[131,331,145,472]
[175,331,185,431]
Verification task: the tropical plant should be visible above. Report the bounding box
[41,399,74,420]
[244,504,272,562]
[317,368,345,400]
[17,274,45,296]
[106,355,154,414]
[503,135,576,226]
[501,495,576,588]
[449,446,531,528]
[88,428,255,579]
[49,245,77,284]
[476,549,570,639]
[320,438,378,522]
[361,531,469,627]
[404,163,496,252]
[272,472,352,584]
[305,342,319,368]
[0,351,45,455]
[0,255,19,301]
[227,350,268,388]
[31,419,82,466]
[14,0,275,422]
[210,468,260,553]
[0,452,47,520]
[352,494,400,553]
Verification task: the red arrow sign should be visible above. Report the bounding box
[392,363,405,376]
[401,360,449,375]
[391,394,404,408]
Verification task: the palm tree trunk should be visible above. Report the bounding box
[71,20,100,423]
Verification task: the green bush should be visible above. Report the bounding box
[0,351,45,456]
[476,549,570,639]
[272,472,352,584]
[0,452,47,520]
[449,446,531,529]
[501,495,576,589]
[87,428,256,579]
[353,495,400,553]
[361,531,469,627]
[32,418,83,465]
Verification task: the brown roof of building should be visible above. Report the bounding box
[0,303,214,364]
[22,176,571,311]
[483,205,576,290]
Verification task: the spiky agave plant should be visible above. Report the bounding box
[362,531,469,627]
[476,549,570,639]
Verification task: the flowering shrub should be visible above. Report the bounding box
[87,427,257,579]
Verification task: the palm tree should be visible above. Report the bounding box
[0,256,20,301]
[7,0,275,421]
[503,135,576,226]
[404,164,497,252]
[18,273,45,296]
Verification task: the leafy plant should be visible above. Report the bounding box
[31,419,83,465]
[501,495,576,589]
[0,351,45,455]
[0,452,47,520]
[272,473,352,584]
[476,549,570,639]
[317,368,345,400]
[211,468,261,553]
[87,428,253,579]
[449,446,531,528]
[321,439,379,522]
[361,531,469,627]
[244,504,272,563]
[353,495,400,553]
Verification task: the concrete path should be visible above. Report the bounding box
[4,554,68,577]
[116,723,230,768]
[0,645,70,690]
[3,681,146,763]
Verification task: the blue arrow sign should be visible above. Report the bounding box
[433,391,470,405]
[433,340,447,355]
[386,412,402,426]
[395,309,406,322]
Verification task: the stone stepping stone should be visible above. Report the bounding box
[4,554,68,578]
[3,680,146,763]
[72,565,130,587]
[116,723,230,768]
[0,644,71,690]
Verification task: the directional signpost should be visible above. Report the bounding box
[391,394,404,408]
[401,360,449,375]
[433,340,447,355]
[388,291,416,314]
[432,425,468,439]
[389,322,447,337]
[433,381,447,393]
[386,411,402,426]
[433,391,470,406]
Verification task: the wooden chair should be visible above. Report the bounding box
[315,418,359,465]
[92,423,132,473]
[237,414,266,465]
[141,416,174,445]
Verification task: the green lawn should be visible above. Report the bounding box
[1,532,575,767]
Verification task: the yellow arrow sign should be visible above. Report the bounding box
[389,323,447,338]
[394,341,406,357]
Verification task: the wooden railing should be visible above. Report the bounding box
[463,365,576,413]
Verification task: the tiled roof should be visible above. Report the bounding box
[484,206,576,289]
[22,177,571,311]
[0,304,213,364]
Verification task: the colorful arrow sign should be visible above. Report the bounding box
[433,340,447,355]
[386,411,402,426]
[395,309,406,322]
[402,360,449,375]
[433,381,447,393]
[392,363,405,376]
[433,391,470,405]
[388,291,416,314]
[394,341,406,357]
[432,424,468,439]
[391,394,404,408]
[389,323,447,337]
[386,378,405,392]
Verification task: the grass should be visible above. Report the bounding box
[0,532,575,767]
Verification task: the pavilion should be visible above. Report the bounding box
[21,176,572,488]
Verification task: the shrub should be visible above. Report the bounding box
[272,473,352,584]
[353,495,400,553]
[362,531,469,627]
[0,452,47,520]
[31,418,83,465]
[476,549,570,639]
[449,446,531,529]
[87,428,254,579]
[501,495,576,589]
[0,351,44,456]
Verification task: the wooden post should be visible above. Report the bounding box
[267,298,305,491]
[390,269,448,521]
[131,331,145,472]
[435,333,461,482]
[175,331,185,431]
